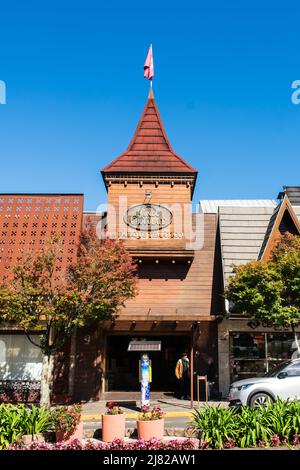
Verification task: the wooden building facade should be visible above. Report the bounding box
[1,89,299,402]
[72,90,223,400]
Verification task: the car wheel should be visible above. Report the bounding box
[249,392,273,408]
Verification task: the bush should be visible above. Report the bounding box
[0,404,52,449]
[192,405,239,449]
[10,437,197,451]
[50,404,82,434]
[138,405,165,421]
[105,401,123,415]
[192,399,300,449]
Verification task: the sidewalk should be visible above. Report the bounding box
[81,398,228,421]
[81,398,228,437]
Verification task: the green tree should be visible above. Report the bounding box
[226,234,300,355]
[0,229,137,407]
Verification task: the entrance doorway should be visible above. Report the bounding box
[106,334,190,392]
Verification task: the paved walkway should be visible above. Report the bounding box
[81,397,228,421]
[81,398,228,437]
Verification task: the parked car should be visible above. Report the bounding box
[228,358,300,408]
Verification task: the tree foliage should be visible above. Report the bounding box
[226,234,300,329]
[0,228,137,354]
[0,227,137,405]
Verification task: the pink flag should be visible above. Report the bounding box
[144,44,154,80]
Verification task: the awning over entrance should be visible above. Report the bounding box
[103,320,204,332]
[127,340,162,352]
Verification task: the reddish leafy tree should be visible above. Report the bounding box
[0,228,137,407]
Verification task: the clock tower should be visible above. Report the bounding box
[101,89,197,258]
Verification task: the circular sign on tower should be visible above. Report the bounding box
[124,204,173,232]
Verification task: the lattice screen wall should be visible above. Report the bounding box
[0,194,84,282]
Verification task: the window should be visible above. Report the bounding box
[230,333,266,381]
[230,331,300,381]
[284,362,300,377]
[0,334,42,381]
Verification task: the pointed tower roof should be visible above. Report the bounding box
[102,90,197,176]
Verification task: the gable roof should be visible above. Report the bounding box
[258,195,300,260]
[215,198,300,287]
[218,205,276,284]
[101,89,197,175]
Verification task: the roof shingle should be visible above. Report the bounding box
[102,89,196,175]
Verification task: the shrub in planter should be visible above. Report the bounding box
[102,401,125,442]
[192,405,239,449]
[0,404,24,449]
[137,405,165,441]
[191,399,300,449]
[0,404,52,449]
[51,404,83,443]
[20,404,52,444]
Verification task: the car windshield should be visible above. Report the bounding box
[264,361,291,377]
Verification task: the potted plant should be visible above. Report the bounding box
[20,405,52,445]
[52,404,83,443]
[137,405,165,441]
[102,401,125,442]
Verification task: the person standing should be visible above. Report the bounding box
[175,353,190,399]
[205,356,216,400]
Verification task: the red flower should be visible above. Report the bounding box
[106,401,118,409]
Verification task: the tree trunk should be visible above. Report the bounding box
[292,325,300,358]
[68,329,77,398]
[40,353,54,408]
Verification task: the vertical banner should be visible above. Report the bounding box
[140,353,150,406]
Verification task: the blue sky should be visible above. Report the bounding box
[0,0,299,210]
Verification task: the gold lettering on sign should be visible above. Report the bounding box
[124,204,173,232]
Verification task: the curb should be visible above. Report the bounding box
[82,411,194,421]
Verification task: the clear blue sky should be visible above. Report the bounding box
[0,0,299,210]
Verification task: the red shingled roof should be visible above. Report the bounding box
[0,194,83,282]
[102,89,196,174]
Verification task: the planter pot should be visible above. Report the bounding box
[56,420,83,443]
[101,413,126,442]
[137,418,165,441]
[21,433,45,445]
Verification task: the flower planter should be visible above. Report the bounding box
[137,418,165,441]
[21,433,45,445]
[101,413,126,442]
[56,420,83,443]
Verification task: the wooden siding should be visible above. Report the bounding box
[117,213,222,320]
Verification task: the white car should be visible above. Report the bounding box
[229,358,300,408]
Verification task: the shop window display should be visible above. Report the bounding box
[230,332,298,382]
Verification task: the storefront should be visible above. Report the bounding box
[85,88,222,399]
[218,318,300,397]
[106,333,190,392]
